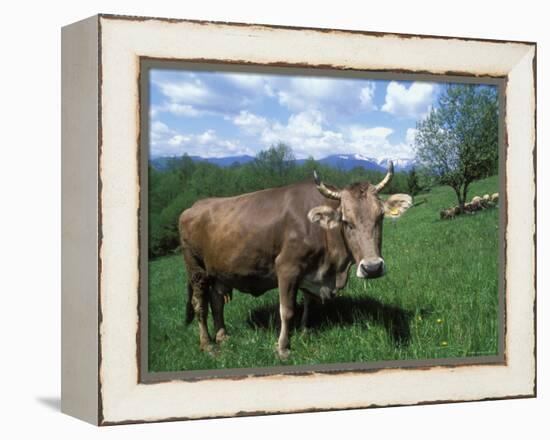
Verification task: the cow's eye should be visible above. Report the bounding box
[343,220,355,229]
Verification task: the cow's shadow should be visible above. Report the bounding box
[247,295,412,346]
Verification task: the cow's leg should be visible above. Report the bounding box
[300,291,313,329]
[210,281,230,343]
[190,272,213,352]
[182,247,213,351]
[276,266,299,359]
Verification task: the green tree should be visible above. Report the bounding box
[414,84,498,211]
[407,167,421,196]
[252,142,296,185]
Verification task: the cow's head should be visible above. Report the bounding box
[308,162,412,279]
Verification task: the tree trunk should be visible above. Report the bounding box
[453,187,465,213]
[461,182,470,209]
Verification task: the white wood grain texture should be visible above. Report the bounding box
[94,16,535,424]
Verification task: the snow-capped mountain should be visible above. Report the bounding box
[317,154,416,172]
[151,153,416,172]
[377,157,417,172]
[316,154,385,172]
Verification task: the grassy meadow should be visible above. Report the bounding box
[148,175,500,372]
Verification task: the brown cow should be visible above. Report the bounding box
[178,162,412,358]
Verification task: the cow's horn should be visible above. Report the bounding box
[313,170,341,200]
[374,161,394,193]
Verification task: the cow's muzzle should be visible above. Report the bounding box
[357,258,385,279]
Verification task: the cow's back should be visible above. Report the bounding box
[179,181,329,293]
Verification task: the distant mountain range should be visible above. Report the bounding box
[151,153,416,172]
[315,154,416,172]
[151,155,256,171]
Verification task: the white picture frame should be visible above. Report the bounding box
[61,14,536,425]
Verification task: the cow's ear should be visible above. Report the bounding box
[308,205,341,229]
[383,194,413,218]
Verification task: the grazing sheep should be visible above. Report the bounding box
[441,192,498,220]
[440,208,456,220]
[470,196,483,211]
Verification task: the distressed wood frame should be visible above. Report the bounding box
[61,14,536,425]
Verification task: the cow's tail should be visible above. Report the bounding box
[185,282,195,325]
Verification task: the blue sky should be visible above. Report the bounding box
[149,68,443,160]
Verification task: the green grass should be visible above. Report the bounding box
[148,176,500,372]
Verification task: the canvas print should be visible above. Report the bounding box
[145,65,501,374]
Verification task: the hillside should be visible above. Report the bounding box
[148,175,500,372]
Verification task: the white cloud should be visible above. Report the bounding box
[156,78,212,105]
[405,127,418,146]
[230,109,414,160]
[150,121,176,144]
[148,70,424,160]
[151,120,171,135]
[349,126,393,156]
[225,73,275,97]
[359,82,377,110]
[382,82,436,118]
[276,77,377,116]
[255,110,345,158]
[151,102,206,118]
[167,134,192,147]
[163,103,204,117]
[232,110,268,134]
[347,125,414,159]
[149,120,253,158]
[287,110,324,136]
[151,73,253,116]
[349,126,394,146]
[225,73,264,89]
[277,78,331,110]
[287,77,337,100]
[151,70,380,124]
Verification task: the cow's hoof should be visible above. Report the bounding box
[200,342,216,353]
[204,344,221,357]
[215,329,229,343]
[277,348,291,360]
